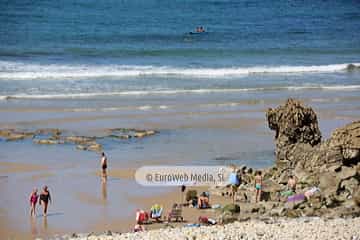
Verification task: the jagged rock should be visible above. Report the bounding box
[223,204,240,214]
[65,136,95,144]
[284,209,301,218]
[34,139,63,145]
[76,145,87,151]
[87,143,102,152]
[354,188,360,207]
[340,178,359,198]
[134,131,147,138]
[329,121,360,163]
[270,207,286,217]
[2,130,34,141]
[266,99,321,160]
[265,99,360,217]
[217,211,237,224]
[346,63,360,71]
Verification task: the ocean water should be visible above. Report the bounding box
[0,0,360,100]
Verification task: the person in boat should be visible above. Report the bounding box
[195,26,205,33]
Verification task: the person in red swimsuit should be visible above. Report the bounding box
[29,188,38,217]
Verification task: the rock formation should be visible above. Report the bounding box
[211,99,360,219]
[265,98,360,217]
[0,128,158,153]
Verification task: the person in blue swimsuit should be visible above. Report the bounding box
[254,171,262,203]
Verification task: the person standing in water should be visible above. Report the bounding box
[39,186,51,216]
[254,171,262,203]
[29,188,38,217]
[101,152,108,179]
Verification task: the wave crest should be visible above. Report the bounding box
[0,61,359,80]
[1,85,360,100]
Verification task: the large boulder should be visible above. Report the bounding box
[222,204,240,214]
[266,98,321,154]
[266,99,360,217]
[267,99,360,171]
[329,121,360,164]
[354,188,360,207]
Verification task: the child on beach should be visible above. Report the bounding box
[39,186,52,216]
[29,188,38,217]
[254,171,262,203]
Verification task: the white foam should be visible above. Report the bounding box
[138,105,152,110]
[159,105,169,109]
[0,61,359,80]
[2,84,359,100]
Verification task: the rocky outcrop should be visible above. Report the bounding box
[0,127,158,153]
[264,98,360,217]
[267,99,360,170]
[212,99,360,219]
[266,98,321,166]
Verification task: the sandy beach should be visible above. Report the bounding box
[1,96,360,239]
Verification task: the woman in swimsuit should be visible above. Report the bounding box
[29,188,38,217]
[101,152,107,179]
[39,186,51,216]
[254,171,262,203]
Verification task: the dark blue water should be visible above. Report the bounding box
[0,0,359,98]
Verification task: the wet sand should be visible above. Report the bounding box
[0,161,48,174]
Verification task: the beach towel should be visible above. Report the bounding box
[287,194,305,202]
[185,223,200,227]
[304,187,320,198]
[281,190,294,197]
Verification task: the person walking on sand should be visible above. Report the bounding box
[101,152,108,179]
[29,188,39,217]
[39,186,51,216]
[254,171,262,203]
[229,167,241,203]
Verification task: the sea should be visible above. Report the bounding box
[0,0,360,238]
[1,0,360,101]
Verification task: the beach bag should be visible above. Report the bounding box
[198,216,208,223]
[229,172,240,186]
